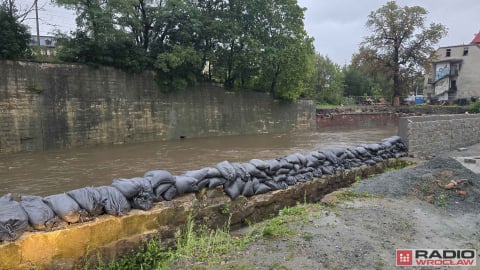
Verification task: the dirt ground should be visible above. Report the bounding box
[212,146,480,269]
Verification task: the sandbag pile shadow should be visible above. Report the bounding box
[0,136,407,242]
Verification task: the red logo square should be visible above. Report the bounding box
[396,249,413,266]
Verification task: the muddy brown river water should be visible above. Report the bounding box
[0,126,396,197]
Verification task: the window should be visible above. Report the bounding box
[446,48,451,57]
[463,47,469,56]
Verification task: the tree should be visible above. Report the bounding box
[362,1,446,105]
[309,54,344,104]
[0,1,31,60]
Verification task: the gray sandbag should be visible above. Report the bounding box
[111,177,144,199]
[364,143,383,153]
[43,193,85,223]
[144,170,175,188]
[0,193,29,241]
[264,180,287,190]
[96,186,131,216]
[321,150,338,164]
[273,174,287,182]
[223,178,246,200]
[249,159,267,170]
[208,177,226,188]
[232,163,250,180]
[67,187,104,216]
[216,161,237,182]
[197,178,210,189]
[321,165,335,175]
[183,168,209,181]
[285,154,300,164]
[131,186,154,210]
[293,153,307,167]
[242,162,268,179]
[20,195,58,231]
[364,159,377,166]
[312,169,322,178]
[206,167,222,178]
[242,180,255,197]
[372,156,384,162]
[265,159,281,174]
[286,176,297,185]
[303,172,314,181]
[395,152,407,158]
[344,149,356,159]
[276,168,291,175]
[278,158,294,169]
[306,153,321,168]
[310,151,326,161]
[175,175,199,195]
[253,179,272,195]
[162,186,177,201]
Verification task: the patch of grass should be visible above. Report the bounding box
[335,190,373,202]
[435,192,448,208]
[27,83,44,93]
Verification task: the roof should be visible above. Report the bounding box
[471,32,480,44]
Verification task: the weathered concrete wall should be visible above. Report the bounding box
[316,113,399,129]
[0,158,401,270]
[398,114,480,157]
[0,61,315,154]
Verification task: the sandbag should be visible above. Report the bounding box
[163,186,177,201]
[223,178,245,200]
[216,161,237,182]
[264,180,287,190]
[43,193,84,223]
[153,183,173,201]
[206,167,222,178]
[208,177,226,188]
[242,162,267,178]
[183,168,209,181]
[278,158,294,169]
[306,154,321,168]
[242,180,255,197]
[111,177,144,199]
[249,159,267,170]
[0,194,29,241]
[285,154,300,164]
[175,175,199,195]
[131,186,154,210]
[309,151,326,161]
[144,170,175,188]
[253,179,272,195]
[265,159,281,174]
[67,187,104,216]
[20,195,58,231]
[286,176,297,185]
[232,163,250,180]
[293,153,307,167]
[96,186,131,216]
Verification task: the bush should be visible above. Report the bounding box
[469,100,480,113]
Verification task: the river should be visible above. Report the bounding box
[0,126,397,197]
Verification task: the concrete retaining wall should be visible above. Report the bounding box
[0,61,315,154]
[398,114,480,157]
[0,159,401,269]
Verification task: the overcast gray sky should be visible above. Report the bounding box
[19,0,480,65]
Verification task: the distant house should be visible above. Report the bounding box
[30,35,56,57]
[424,32,480,104]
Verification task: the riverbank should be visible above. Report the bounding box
[171,145,480,269]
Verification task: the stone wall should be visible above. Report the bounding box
[0,158,402,270]
[0,61,315,154]
[398,114,480,157]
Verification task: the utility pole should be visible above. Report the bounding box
[35,0,40,46]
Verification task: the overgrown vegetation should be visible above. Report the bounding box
[88,203,321,269]
[469,99,480,113]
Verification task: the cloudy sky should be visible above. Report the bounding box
[18,0,480,65]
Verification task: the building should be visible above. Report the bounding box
[30,35,56,57]
[424,32,480,104]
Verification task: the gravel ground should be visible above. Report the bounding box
[207,147,480,270]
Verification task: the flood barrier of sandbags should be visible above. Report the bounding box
[0,136,407,243]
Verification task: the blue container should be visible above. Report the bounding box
[415,96,424,104]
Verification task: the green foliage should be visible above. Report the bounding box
[469,99,480,113]
[361,1,447,99]
[309,54,345,104]
[52,0,314,99]
[0,2,31,60]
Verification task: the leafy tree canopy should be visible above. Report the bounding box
[0,0,31,60]
[360,1,446,105]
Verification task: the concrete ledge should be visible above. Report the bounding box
[0,159,400,269]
